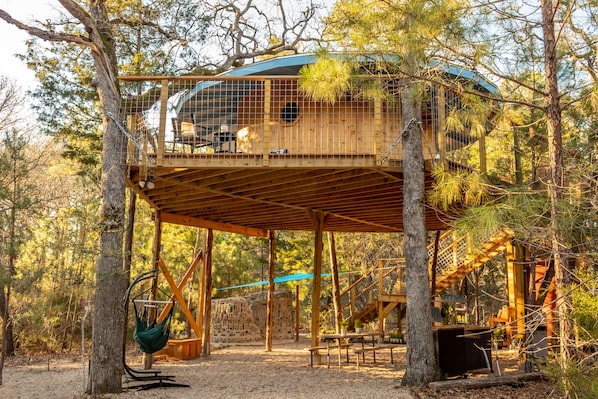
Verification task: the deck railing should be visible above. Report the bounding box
[119,76,488,170]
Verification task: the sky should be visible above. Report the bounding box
[0,0,58,90]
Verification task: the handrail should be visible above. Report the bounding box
[336,228,512,324]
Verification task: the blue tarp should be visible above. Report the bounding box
[217,272,333,290]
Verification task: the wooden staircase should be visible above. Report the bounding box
[337,229,513,328]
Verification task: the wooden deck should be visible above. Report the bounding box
[128,160,455,235]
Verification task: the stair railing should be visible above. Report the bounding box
[336,228,512,323]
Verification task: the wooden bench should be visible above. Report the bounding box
[306,343,352,368]
[353,344,397,370]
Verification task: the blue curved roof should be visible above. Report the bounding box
[174,52,500,115]
[222,52,499,93]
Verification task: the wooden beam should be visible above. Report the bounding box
[430,230,441,294]
[310,212,325,360]
[263,79,271,166]
[295,284,300,342]
[160,212,269,238]
[429,372,544,393]
[514,242,526,339]
[375,97,382,165]
[437,86,447,169]
[266,230,275,352]
[328,232,342,333]
[202,228,213,357]
[479,127,487,175]
[145,210,162,369]
[166,176,400,232]
[157,79,168,166]
[157,260,202,337]
[157,250,203,323]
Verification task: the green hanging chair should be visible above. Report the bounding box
[133,300,174,354]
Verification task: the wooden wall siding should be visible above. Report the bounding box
[233,80,436,160]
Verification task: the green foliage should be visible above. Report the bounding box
[571,273,598,340]
[298,51,353,104]
[543,360,598,399]
[428,167,490,211]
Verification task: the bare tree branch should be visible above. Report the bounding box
[0,9,91,48]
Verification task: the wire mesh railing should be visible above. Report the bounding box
[118,76,489,170]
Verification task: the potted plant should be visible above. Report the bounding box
[389,331,404,344]
[354,319,363,333]
[492,328,505,349]
[340,320,349,336]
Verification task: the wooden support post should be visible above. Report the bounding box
[378,260,385,337]
[479,128,487,175]
[437,86,447,168]
[202,229,213,357]
[144,210,162,369]
[506,240,526,345]
[514,244,526,340]
[295,284,300,342]
[157,79,168,166]
[309,212,325,363]
[452,230,459,270]
[197,231,206,339]
[266,230,275,352]
[430,230,440,295]
[328,232,342,333]
[158,261,202,337]
[374,97,382,165]
[263,79,271,166]
[126,115,136,164]
[157,250,203,323]
[397,303,403,331]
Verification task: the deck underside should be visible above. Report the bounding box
[128,158,458,235]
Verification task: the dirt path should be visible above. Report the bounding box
[1,338,562,399]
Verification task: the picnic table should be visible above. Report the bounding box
[316,331,381,368]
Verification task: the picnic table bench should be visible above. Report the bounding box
[310,332,382,368]
[306,342,352,368]
[352,343,398,370]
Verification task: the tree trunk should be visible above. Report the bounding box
[541,0,572,388]
[401,84,441,386]
[0,286,11,385]
[86,3,127,394]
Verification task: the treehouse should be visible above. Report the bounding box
[122,53,500,235]
[119,53,507,358]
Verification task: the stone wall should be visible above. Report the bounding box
[211,291,294,343]
[211,297,262,343]
[246,291,294,340]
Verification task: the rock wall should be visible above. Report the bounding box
[211,291,294,343]
[211,297,262,343]
[246,291,294,340]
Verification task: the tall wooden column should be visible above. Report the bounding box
[309,212,326,359]
[144,210,162,369]
[266,230,275,351]
[506,240,526,342]
[328,232,342,333]
[202,228,213,357]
